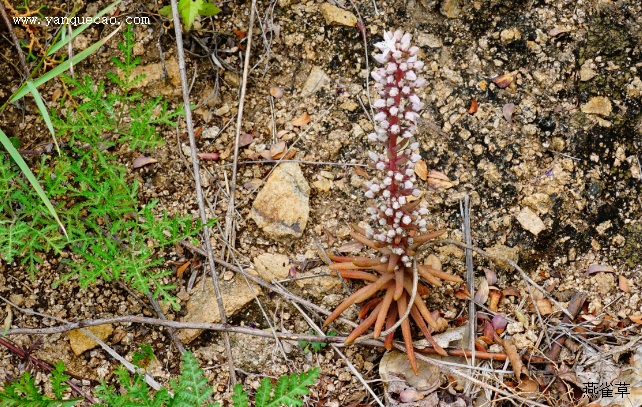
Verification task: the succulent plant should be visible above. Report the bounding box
[324,30,463,374]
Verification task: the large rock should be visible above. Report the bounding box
[250,163,310,239]
[178,276,260,343]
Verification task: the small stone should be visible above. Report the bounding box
[338,371,352,381]
[215,104,230,116]
[179,277,261,343]
[522,193,553,215]
[440,0,460,18]
[339,100,359,111]
[416,33,442,48]
[202,126,221,139]
[581,96,612,117]
[579,62,597,82]
[250,163,310,239]
[68,324,114,356]
[312,178,332,192]
[500,28,521,44]
[295,267,343,300]
[301,66,331,97]
[515,207,545,235]
[484,244,519,272]
[319,3,357,27]
[251,253,291,282]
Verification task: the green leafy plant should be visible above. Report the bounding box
[297,330,337,353]
[0,361,81,407]
[0,348,320,407]
[0,24,209,309]
[159,0,221,31]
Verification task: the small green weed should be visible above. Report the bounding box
[0,347,320,407]
[297,330,337,353]
[0,24,208,309]
[159,0,221,31]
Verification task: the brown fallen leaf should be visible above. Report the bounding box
[631,315,642,324]
[414,160,428,180]
[292,112,311,126]
[51,88,62,103]
[586,264,615,274]
[619,275,631,293]
[467,97,478,114]
[503,103,515,123]
[504,339,522,379]
[354,166,370,179]
[176,261,191,278]
[197,152,220,161]
[426,169,453,189]
[489,290,502,312]
[132,156,158,169]
[474,278,490,305]
[492,71,517,88]
[535,298,554,315]
[270,86,284,99]
[239,133,254,147]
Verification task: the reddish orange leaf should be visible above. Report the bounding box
[292,112,311,126]
[467,97,478,114]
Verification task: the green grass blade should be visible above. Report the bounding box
[9,25,123,103]
[26,81,61,155]
[47,0,122,56]
[0,129,68,238]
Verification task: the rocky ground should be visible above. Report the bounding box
[1,0,642,405]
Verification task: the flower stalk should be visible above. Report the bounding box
[324,30,463,374]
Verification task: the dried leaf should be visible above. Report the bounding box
[243,178,263,190]
[232,28,247,39]
[292,112,311,126]
[197,152,220,161]
[518,378,539,393]
[491,314,508,331]
[354,166,370,179]
[132,156,158,169]
[631,315,642,324]
[337,241,364,253]
[504,339,522,379]
[194,126,203,138]
[503,103,515,123]
[176,261,191,278]
[454,286,471,300]
[467,97,478,114]
[414,160,428,180]
[489,290,502,312]
[239,133,254,147]
[548,27,570,37]
[619,275,631,293]
[587,264,615,274]
[51,88,62,103]
[535,298,554,315]
[474,278,489,304]
[270,86,284,98]
[483,267,497,286]
[427,170,453,189]
[492,71,517,88]
[502,287,520,297]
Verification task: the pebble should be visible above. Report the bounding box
[522,193,553,215]
[301,66,331,97]
[581,96,612,116]
[416,33,443,48]
[485,244,520,271]
[68,324,113,356]
[319,3,357,27]
[250,163,310,239]
[440,0,461,18]
[579,61,598,81]
[515,206,546,236]
[178,277,260,343]
[251,253,291,282]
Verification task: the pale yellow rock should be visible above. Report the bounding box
[522,193,552,215]
[295,267,343,300]
[581,96,612,116]
[319,3,357,27]
[250,163,310,239]
[178,277,261,343]
[579,63,597,81]
[118,58,181,96]
[251,253,291,282]
[484,244,520,272]
[312,178,332,192]
[68,324,114,356]
[515,207,545,235]
[301,66,331,97]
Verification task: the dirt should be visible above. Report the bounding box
[1,0,641,405]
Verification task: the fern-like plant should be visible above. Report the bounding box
[0,348,320,407]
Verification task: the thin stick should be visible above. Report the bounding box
[433,239,573,319]
[0,1,29,76]
[146,292,186,355]
[168,0,236,385]
[460,195,476,370]
[223,0,257,253]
